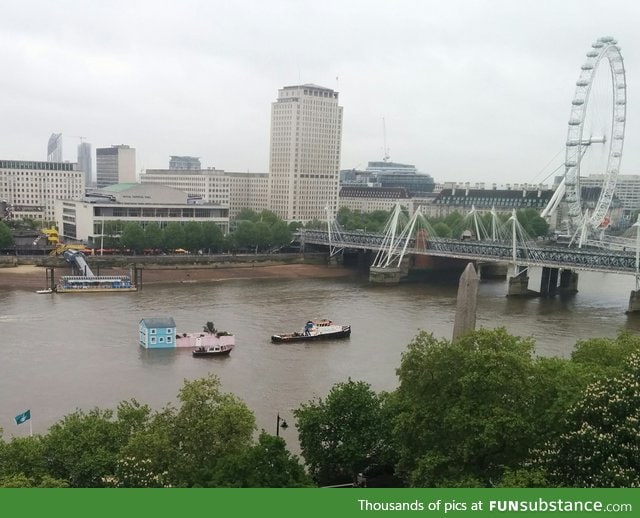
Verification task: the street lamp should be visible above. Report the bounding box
[276,412,288,437]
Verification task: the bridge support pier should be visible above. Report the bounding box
[327,254,342,267]
[369,266,402,284]
[540,267,559,296]
[627,290,640,313]
[507,266,536,297]
[558,269,579,294]
[477,262,508,280]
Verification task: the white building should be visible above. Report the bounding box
[226,172,269,218]
[141,169,268,220]
[55,183,229,243]
[0,159,85,221]
[96,145,136,188]
[580,174,640,219]
[268,84,343,222]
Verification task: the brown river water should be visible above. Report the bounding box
[2,269,640,444]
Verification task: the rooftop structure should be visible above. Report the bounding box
[169,156,201,170]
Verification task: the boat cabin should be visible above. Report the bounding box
[139,317,177,349]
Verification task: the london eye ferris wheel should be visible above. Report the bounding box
[542,36,626,235]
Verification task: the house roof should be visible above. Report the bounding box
[140,317,176,328]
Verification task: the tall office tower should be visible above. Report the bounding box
[268,84,343,221]
[96,145,137,188]
[47,133,63,162]
[77,142,93,186]
[169,156,201,170]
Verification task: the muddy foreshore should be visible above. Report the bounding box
[0,259,354,291]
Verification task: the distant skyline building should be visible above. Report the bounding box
[77,142,93,186]
[268,84,343,221]
[47,133,63,162]
[96,145,136,188]
[340,160,435,196]
[169,156,201,170]
[580,174,640,219]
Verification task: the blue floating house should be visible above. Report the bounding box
[139,317,177,349]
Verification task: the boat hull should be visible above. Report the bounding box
[271,326,351,343]
[191,346,233,358]
[192,349,232,357]
[56,287,137,293]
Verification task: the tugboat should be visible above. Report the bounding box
[271,319,351,343]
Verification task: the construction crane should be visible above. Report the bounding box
[382,118,390,162]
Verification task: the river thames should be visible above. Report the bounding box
[2,268,640,442]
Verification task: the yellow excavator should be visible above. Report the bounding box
[41,227,88,256]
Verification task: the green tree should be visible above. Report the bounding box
[516,209,549,238]
[117,407,176,487]
[0,473,68,488]
[233,221,257,250]
[100,220,123,248]
[143,222,163,250]
[120,223,145,253]
[394,328,540,487]
[257,210,280,226]
[432,222,451,238]
[42,408,126,487]
[0,221,13,248]
[170,374,256,486]
[294,379,394,486]
[254,221,271,252]
[235,208,259,222]
[183,221,204,252]
[203,321,217,334]
[163,222,185,250]
[209,433,313,487]
[571,330,640,376]
[536,353,640,487]
[270,221,293,248]
[201,222,224,253]
[0,436,49,483]
[288,221,303,231]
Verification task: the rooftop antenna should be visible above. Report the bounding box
[382,117,390,162]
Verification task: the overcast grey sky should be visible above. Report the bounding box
[1,0,639,185]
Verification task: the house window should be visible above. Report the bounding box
[150,328,156,334]
[167,336,173,343]
[159,337,165,343]
[166,328,172,334]
[150,337,156,344]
